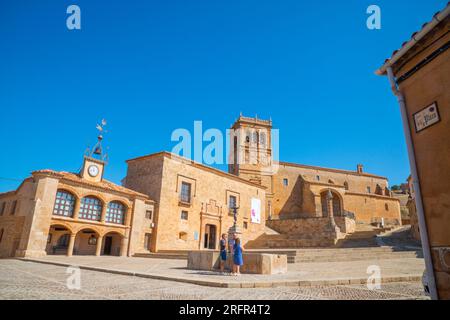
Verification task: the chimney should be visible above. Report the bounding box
[357,164,363,174]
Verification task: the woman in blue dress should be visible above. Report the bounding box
[233,237,244,276]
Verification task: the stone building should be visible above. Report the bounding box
[124,152,266,252]
[228,115,401,226]
[0,115,402,257]
[375,2,449,299]
[406,175,420,241]
[0,138,155,258]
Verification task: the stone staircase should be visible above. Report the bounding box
[133,250,189,260]
[245,234,337,248]
[244,223,423,263]
[247,247,423,264]
[245,223,396,249]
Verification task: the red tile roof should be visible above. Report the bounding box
[32,169,151,200]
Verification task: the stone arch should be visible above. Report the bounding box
[73,227,101,256]
[78,195,104,222]
[80,192,108,206]
[53,189,78,218]
[46,223,74,255]
[105,200,129,225]
[319,189,343,217]
[56,186,82,199]
[102,231,124,256]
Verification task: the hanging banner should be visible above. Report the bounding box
[251,198,261,224]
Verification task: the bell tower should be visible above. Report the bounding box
[80,119,108,183]
[228,114,273,189]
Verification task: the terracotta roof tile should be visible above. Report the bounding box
[32,169,150,199]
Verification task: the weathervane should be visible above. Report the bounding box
[85,119,109,162]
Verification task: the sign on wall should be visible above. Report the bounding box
[251,198,261,224]
[413,102,440,132]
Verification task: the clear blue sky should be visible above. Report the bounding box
[0,0,446,192]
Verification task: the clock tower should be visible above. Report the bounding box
[80,120,108,183]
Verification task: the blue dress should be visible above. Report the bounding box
[233,243,243,266]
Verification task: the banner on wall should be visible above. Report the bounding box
[251,198,261,224]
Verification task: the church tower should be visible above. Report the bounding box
[228,114,274,190]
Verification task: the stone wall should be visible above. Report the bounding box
[187,250,287,275]
[334,216,356,234]
[125,152,267,252]
[268,163,401,226]
[266,216,349,244]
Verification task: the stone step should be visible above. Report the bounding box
[291,252,422,263]
[248,247,423,263]
[133,252,188,260]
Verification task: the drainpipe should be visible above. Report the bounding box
[386,66,438,300]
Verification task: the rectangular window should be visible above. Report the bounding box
[180,182,192,203]
[10,200,17,215]
[243,221,248,229]
[181,210,188,220]
[316,175,320,181]
[144,233,152,251]
[367,186,371,193]
[229,195,237,209]
[283,178,288,186]
[0,202,5,216]
[145,210,153,220]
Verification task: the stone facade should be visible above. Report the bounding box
[376,3,449,299]
[228,115,402,226]
[124,152,266,252]
[0,157,155,258]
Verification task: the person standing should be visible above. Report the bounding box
[233,237,244,276]
[219,233,228,274]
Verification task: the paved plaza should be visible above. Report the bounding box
[0,257,428,300]
[21,254,425,288]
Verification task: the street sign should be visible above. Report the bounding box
[414,102,440,132]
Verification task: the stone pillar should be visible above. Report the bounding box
[73,199,81,220]
[67,234,76,257]
[100,204,108,223]
[95,235,104,256]
[326,190,339,234]
[120,236,129,257]
[125,207,132,226]
[326,190,334,218]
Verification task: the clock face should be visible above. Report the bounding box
[88,165,99,177]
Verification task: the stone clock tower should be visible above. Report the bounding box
[81,120,108,183]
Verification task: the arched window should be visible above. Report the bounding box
[79,196,102,221]
[106,201,126,224]
[53,190,76,217]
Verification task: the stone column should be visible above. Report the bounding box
[124,207,132,226]
[326,190,340,240]
[67,233,76,257]
[95,235,104,256]
[73,199,81,220]
[100,204,108,223]
[326,190,334,218]
[120,236,129,257]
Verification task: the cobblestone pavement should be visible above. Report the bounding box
[0,259,428,300]
[24,254,425,287]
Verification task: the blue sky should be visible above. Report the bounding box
[0,0,446,192]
